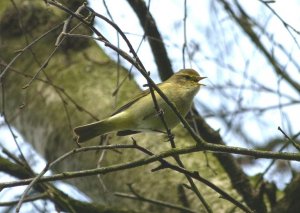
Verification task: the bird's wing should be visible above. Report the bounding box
[111,84,160,115]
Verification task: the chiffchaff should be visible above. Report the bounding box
[74,69,206,143]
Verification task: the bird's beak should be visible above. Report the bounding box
[197,76,207,86]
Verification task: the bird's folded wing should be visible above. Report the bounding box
[111,89,150,115]
[111,82,163,116]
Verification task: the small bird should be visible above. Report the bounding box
[74,69,206,143]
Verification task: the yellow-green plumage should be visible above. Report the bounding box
[74,69,206,143]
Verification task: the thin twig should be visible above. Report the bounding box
[2,143,299,186]
[278,126,300,151]
[114,189,198,213]
[0,193,48,207]
[1,142,256,212]
[0,23,63,80]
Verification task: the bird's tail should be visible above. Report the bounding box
[73,120,114,143]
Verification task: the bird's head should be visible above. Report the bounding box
[169,69,206,87]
